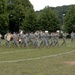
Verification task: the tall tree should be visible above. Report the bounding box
[6,0,33,33]
[37,6,60,32]
[0,0,8,35]
[20,0,37,32]
[0,0,6,14]
[0,14,9,35]
[22,8,37,32]
[65,5,75,33]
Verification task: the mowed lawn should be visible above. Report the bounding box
[0,39,75,75]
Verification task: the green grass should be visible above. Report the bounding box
[0,39,75,75]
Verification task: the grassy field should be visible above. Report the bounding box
[0,39,75,75]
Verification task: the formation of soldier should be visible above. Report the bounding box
[0,30,75,47]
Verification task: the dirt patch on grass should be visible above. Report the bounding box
[64,61,75,65]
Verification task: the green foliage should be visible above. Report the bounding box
[51,5,68,24]
[36,5,74,25]
[21,0,37,32]
[22,8,37,32]
[6,0,33,32]
[0,0,8,35]
[0,14,9,34]
[0,0,6,14]
[0,0,75,34]
[37,6,60,32]
[21,0,33,9]
[65,5,75,33]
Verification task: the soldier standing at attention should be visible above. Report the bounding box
[70,31,75,43]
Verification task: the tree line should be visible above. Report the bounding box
[0,0,75,35]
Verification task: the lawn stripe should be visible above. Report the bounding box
[0,49,75,63]
[0,49,37,55]
[0,48,47,55]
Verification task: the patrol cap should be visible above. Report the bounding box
[45,30,48,33]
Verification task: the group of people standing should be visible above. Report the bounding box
[0,31,75,47]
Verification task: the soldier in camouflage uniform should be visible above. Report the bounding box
[13,32,19,47]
